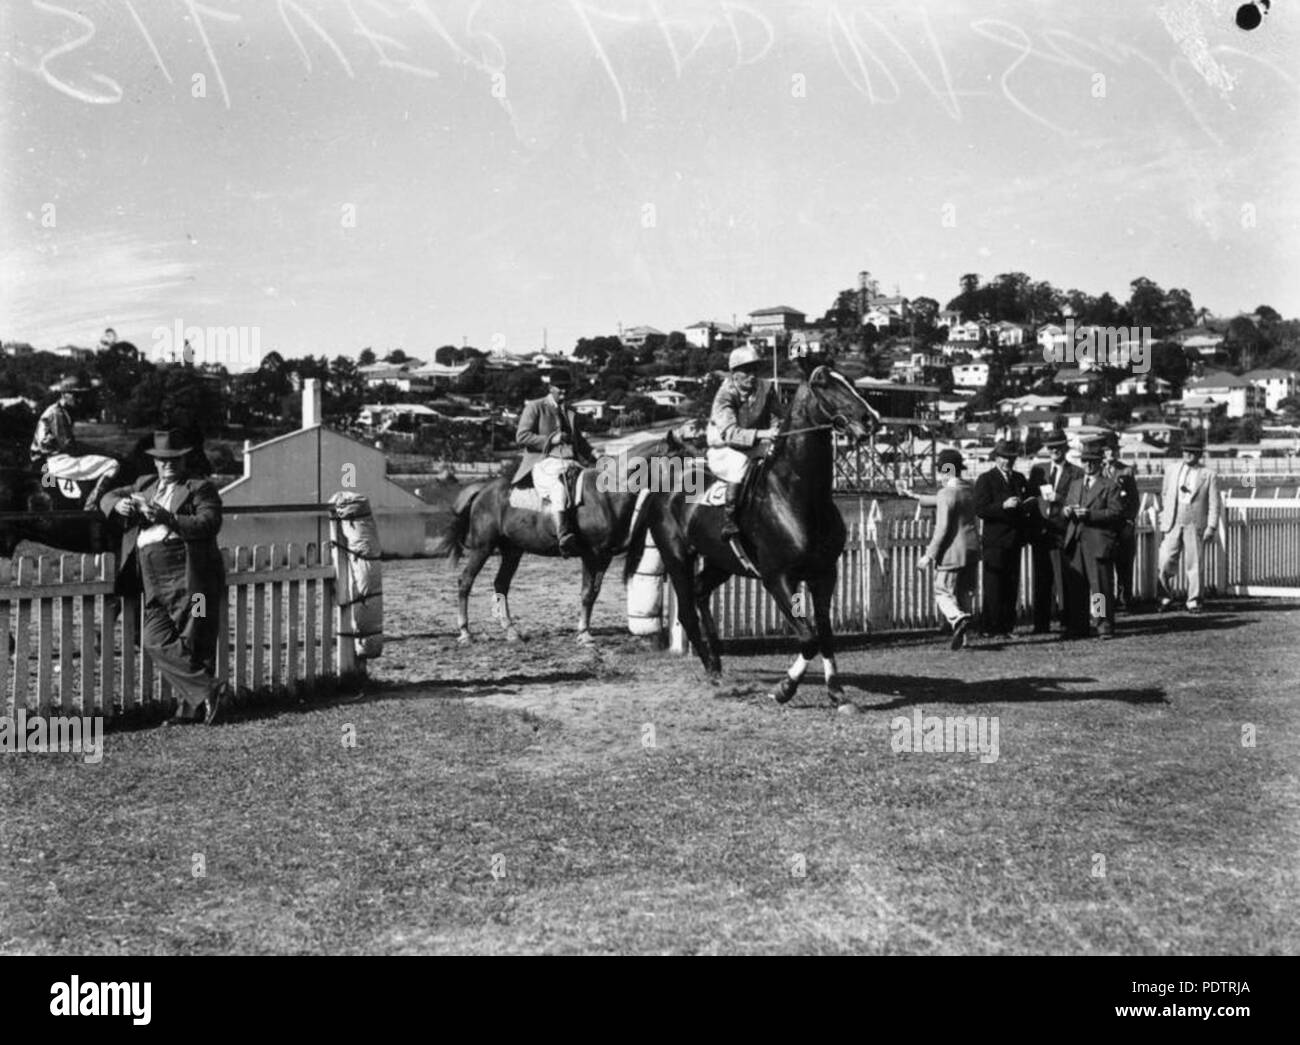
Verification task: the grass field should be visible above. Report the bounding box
[2,556,1298,954]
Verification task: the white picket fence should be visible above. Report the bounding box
[660,495,1300,650]
[1,534,363,720]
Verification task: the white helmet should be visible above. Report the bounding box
[728,345,764,371]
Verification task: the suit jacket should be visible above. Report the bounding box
[1104,461,1140,525]
[924,480,979,569]
[102,475,226,601]
[512,394,596,484]
[974,466,1032,550]
[706,375,778,450]
[1027,459,1083,544]
[1158,460,1220,533]
[1062,473,1123,559]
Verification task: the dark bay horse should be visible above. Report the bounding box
[624,365,881,710]
[0,436,201,557]
[448,430,699,645]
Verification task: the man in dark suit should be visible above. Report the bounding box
[1027,429,1083,634]
[102,429,228,725]
[1062,443,1124,639]
[974,440,1033,637]
[513,368,596,555]
[1100,430,1140,610]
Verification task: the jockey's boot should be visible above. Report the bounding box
[556,508,579,557]
[83,472,116,512]
[721,483,741,540]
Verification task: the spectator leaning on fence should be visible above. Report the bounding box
[102,429,228,726]
[911,448,980,650]
[1156,431,1220,614]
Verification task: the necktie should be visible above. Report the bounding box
[1050,465,1058,487]
[1085,476,1093,491]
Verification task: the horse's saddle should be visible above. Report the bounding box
[508,466,586,512]
[699,459,765,515]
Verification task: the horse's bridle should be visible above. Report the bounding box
[774,368,857,440]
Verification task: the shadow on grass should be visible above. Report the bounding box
[836,673,1168,711]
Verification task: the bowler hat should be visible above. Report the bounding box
[992,440,1020,459]
[546,367,572,387]
[936,448,965,474]
[1043,429,1069,449]
[145,428,194,459]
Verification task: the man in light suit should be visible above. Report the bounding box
[513,368,595,555]
[1157,431,1220,613]
[102,429,227,725]
[1026,429,1083,634]
[1062,443,1124,639]
[915,448,980,650]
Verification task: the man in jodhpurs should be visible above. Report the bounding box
[513,368,595,556]
[706,346,779,540]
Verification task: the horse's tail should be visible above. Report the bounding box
[446,481,488,566]
[622,489,656,585]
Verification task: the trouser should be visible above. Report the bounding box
[980,546,1020,634]
[533,457,577,539]
[1158,523,1205,605]
[139,543,220,715]
[1114,523,1136,604]
[1031,539,1067,630]
[1069,543,1116,629]
[934,563,977,626]
[1059,541,1093,634]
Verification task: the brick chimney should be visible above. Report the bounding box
[302,377,322,429]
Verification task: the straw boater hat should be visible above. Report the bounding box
[145,428,194,459]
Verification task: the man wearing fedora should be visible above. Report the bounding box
[1157,431,1220,613]
[974,440,1034,638]
[914,448,979,649]
[102,429,228,725]
[1062,442,1124,638]
[1101,430,1140,610]
[514,367,596,556]
[1027,430,1083,635]
[706,345,780,540]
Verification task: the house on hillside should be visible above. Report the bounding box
[1116,374,1172,398]
[655,374,702,394]
[571,398,609,421]
[748,306,805,342]
[684,320,739,350]
[359,362,416,391]
[951,362,990,388]
[1037,324,1069,357]
[1050,367,1097,396]
[1180,372,1265,418]
[1242,368,1298,412]
[619,325,664,349]
[646,389,689,410]
[949,320,983,344]
[222,380,429,557]
[937,309,962,331]
[992,321,1027,347]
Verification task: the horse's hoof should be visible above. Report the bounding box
[576,630,596,646]
[706,672,723,687]
[771,677,797,704]
[457,631,474,646]
[505,627,524,643]
[836,701,860,716]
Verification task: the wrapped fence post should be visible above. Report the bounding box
[329,493,384,664]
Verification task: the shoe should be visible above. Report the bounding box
[1186,603,1202,615]
[202,681,228,725]
[950,616,969,650]
[163,705,197,727]
[1157,597,1173,613]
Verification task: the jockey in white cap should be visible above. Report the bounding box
[706,345,779,539]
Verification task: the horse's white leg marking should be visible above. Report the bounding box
[787,653,810,682]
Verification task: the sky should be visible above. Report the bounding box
[2,0,1298,366]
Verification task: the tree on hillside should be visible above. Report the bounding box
[573,335,622,370]
[1164,288,1197,333]
[1224,316,1264,371]
[384,349,409,364]
[1127,277,1167,332]
[358,347,376,366]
